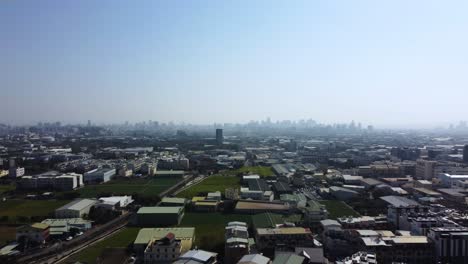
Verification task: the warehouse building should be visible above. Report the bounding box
[55,199,98,218]
[136,206,185,226]
[160,197,187,207]
[41,218,92,237]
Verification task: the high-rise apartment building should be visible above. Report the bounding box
[216,128,223,145]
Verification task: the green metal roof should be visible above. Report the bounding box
[137,206,183,214]
[161,197,186,204]
[273,253,305,264]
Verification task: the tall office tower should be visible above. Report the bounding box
[216,128,223,145]
[464,145,468,163]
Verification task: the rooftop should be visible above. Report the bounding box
[273,253,305,264]
[56,198,98,211]
[134,227,195,245]
[380,195,420,207]
[176,249,217,262]
[256,227,312,235]
[238,254,271,264]
[161,197,186,204]
[236,200,289,211]
[137,206,183,214]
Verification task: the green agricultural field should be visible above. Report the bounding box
[176,176,240,199]
[0,184,15,195]
[66,227,140,264]
[319,200,360,219]
[0,226,16,246]
[179,213,252,252]
[0,199,71,223]
[78,177,181,198]
[230,166,274,177]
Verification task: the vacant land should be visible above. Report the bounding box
[0,184,15,195]
[0,226,16,246]
[0,199,71,223]
[176,176,240,198]
[319,200,360,219]
[179,213,252,253]
[79,177,181,198]
[230,166,274,177]
[66,227,140,264]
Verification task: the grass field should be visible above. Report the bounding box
[0,226,16,246]
[319,200,360,219]
[176,176,240,199]
[230,166,274,177]
[0,184,15,195]
[179,213,252,252]
[78,177,181,198]
[0,199,71,223]
[66,227,140,264]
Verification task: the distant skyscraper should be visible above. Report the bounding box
[87,120,91,127]
[9,158,15,168]
[216,128,223,145]
[463,145,468,163]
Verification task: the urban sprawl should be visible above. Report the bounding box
[1,121,468,264]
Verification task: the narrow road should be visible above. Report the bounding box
[36,222,128,264]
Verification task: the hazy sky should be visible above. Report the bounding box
[2,1,468,127]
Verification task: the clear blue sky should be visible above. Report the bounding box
[2,0,468,127]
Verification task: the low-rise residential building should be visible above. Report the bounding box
[380,196,428,229]
[336,252,377,264]
[134,228,195,256]
[255,227,314,250]
[337,216,388,230]
[144,232,183,264]
[16,223,50,244]
[225,222,250,264]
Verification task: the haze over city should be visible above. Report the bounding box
[2,0,468,128]
[5,2,468,264]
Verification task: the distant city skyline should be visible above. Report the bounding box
[2,1,468,128]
